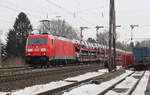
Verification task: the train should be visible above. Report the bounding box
[121,54,134,68]
[25,34,133,68]
[132,47,150,69]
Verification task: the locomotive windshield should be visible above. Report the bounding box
[28,37,47,45]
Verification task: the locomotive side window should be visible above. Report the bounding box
[28,37,47,45]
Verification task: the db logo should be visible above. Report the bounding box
[35,46,39,51]
[35,48,39,51]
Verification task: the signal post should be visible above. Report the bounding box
[130,24,139,48]
[80,27,88,43]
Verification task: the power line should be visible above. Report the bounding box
[1,0,98,27]
[45,0,73,15]
[0,4,20,12]
[76,6,103,13]
[0,17,12,23]
[45,0,96,25]
[2,0,50,16]
[72,0,81,7]
[0,0,104,28]
[0,4,44,20]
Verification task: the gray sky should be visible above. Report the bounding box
[0,0,150,43]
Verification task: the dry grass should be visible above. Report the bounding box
[2,57,27,68]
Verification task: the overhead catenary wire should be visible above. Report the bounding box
[70,0,106,25]
[0,4,44,20]
[45,0,73,15]
[0,2,91,31]
[0,17,12,23]
[45,0,96,26]
[0,0,105,28]
[1,0,53,17]
[76,6,104,14]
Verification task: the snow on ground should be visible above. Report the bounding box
[115,76,138,88]
[63,70,133,95]
[105,71,144,95]
[0,69,108,95]
[0,81,73,95]
[65,69,108,82]
[132,71,144,76]
[116,66,122,70]
[105,71,147,95]
[132,71,150,95]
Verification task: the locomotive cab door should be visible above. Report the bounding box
[50,39,55,60]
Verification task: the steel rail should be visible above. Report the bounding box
[98,71,145,95]
[0,65,102,83]
[0,64,101,76]
[0,64,103,92]
[37,69,124,95]
[127,71,145,95]
[98,71,135,95]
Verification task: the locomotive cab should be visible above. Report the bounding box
[25,35,54,66]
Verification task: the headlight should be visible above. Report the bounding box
[28,49,33,52]
[41,53,46,55]
[28,53,31,56]
[41,48,46,51]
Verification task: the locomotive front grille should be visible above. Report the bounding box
[26,56,48,63]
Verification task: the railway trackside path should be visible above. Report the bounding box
[145,71,150,95]
[62,70,133,95]
[105,71,149,95]
[132,71,150,95]
[63,71,150,95]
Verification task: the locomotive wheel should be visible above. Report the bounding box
[33,65,38,68]
[51,61,56,67]
[47,64,50,68]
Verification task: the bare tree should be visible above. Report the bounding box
[140,40,150,48]
[37,19,79,40]
[0,30,3,65]
[87,38,96,43]
[97,30,109,46]
[97,30,129,51]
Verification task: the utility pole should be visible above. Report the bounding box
[108,0,115,72]
[113,9,116,70]
[0,40,1,65]
[0,32,2,65]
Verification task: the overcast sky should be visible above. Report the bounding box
[0,0,150,43]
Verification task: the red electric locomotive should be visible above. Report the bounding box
[25,34,133,68]
[25,34,76,67]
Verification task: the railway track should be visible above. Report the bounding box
[0,63,121,77]
[0,64,104,91]
[36,68,125,95]
[36,70,146,95]
[98,71,145,95]
[0,64,101,82]
[0,63,104,76]
[0,66,29,70]
[0,66,33,76]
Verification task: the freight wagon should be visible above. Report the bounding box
[133,47,150,69]
[121,54,134,68]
